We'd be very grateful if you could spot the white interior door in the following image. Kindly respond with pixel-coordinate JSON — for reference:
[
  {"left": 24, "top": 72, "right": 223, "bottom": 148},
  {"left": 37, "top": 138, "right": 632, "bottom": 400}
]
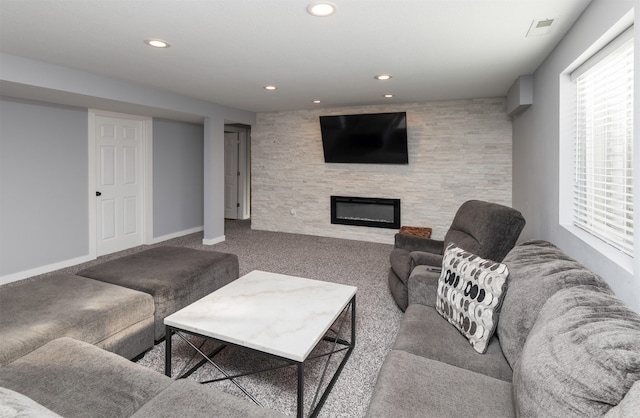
[
  {"left": 224, "top": 132, "right": 240, "bottom": 219},
  {"left": 95, "top": 115, "right": 144, "bottom": 256}
]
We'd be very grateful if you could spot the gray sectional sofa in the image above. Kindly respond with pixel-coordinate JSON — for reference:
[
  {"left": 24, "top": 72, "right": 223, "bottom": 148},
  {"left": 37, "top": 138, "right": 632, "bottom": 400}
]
[
  {"left": 3, "top": 239, "right": 639, "bottom": 417},
  {"left": 367, "top": 240, "right": 640, "bottom": 417},
  {"left": 0, "top": 337, "right": 284, "bottom": 418},
  {"left": 0, "top": 246, "right": 287, "bottom": 417},
  {"left": 0, "top": 246, "right": 238, "bottom": 366}
]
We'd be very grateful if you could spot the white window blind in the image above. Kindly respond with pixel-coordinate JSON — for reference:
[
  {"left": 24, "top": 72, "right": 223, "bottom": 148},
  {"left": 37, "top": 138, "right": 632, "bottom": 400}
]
[{"left": 572, "top": 29, "right": 634, "bottom": 256}]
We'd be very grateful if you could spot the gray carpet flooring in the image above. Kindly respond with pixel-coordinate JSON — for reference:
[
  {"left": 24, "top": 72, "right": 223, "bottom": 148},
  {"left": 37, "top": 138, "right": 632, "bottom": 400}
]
[{"left": 42, "top": 220, "right": 403, "bottom": 417}]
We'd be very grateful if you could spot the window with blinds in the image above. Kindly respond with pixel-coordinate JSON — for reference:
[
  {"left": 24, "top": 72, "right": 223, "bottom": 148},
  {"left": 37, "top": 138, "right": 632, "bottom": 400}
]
[{"left": 572, "top": 28, "right": 634, "bottom": 256}]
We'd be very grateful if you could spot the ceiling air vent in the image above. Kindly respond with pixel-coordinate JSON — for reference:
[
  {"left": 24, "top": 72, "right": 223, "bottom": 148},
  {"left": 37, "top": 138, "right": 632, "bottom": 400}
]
[{"left": 526, "top": 18, "right": 555, "bottom": 37}]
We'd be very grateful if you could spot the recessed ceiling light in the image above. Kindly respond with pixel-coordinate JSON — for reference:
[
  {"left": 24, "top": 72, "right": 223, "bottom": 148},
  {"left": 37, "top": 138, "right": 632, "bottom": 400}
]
[
  {"left": 307, "top": 2, "right": 336, "bottom": 17},
  {"left": 144, "top": 39, "right": 170, "bottom": 48},
  {"left": 375, "top": 74, "right": 392, "bottom": 80},
  {"left": 313, "top": 100, "right": 321, "bottom": 104},
  {"left": 264, "top": 85, "right": 278, "bottom": 91},
  {"left": 384, "top": 94, "right": 394, "bottom": 98}
]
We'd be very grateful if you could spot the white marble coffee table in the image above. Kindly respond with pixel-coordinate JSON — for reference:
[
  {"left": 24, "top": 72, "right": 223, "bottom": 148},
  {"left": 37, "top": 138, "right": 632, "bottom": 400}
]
[{"left": 164, "top": 270, "right": 357, "bottom": 418}]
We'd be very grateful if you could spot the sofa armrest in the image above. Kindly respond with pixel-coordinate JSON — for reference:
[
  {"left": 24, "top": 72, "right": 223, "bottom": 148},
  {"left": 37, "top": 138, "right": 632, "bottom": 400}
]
[
  {"left": 407, "top": 265, "right": 441, "bottom": 308},
  {"left": 394, "top": 233, "right": 444, "bottom": 254}
]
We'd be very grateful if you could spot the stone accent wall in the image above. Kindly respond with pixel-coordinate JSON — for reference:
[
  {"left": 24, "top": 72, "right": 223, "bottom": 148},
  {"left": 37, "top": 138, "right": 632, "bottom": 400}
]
[{"left": 251, "top": 98, "right": 512, "bottom": 243}]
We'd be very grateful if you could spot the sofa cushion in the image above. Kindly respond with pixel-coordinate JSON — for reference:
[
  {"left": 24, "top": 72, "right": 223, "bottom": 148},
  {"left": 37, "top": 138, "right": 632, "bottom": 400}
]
[
  {"left": 395, "top": 304, "right": 512, "bottom": 381},
  {"left": 132, "top": 380, "right": 286, "bottom": 418},
  {"left": 77, "top": 246, "right": 239, "bottom": 340},
  {"left": 0, "top": 338, "right": 171, "bottom": 418},
  {"left": 366, "top": 349, "right": 515, "bottom": 418},
  {"left": 435, "top": 244, "right": 509, "bottom": 354},
  {"left": 513, "top": 286, "right": 640, "bottom": 417},
  {"left": 0, "top": 274, "right": 154, "bottom": 366},
  {"left": 0, "top": 387, "right": 62, "bottom": 418},
  {"left": 497, "top": 240, "right": 613, "bottom": 368}
]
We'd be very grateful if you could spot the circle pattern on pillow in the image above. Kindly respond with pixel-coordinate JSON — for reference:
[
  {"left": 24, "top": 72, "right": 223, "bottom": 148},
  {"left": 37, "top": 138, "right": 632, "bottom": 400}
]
[{"left": 435, "top": 243, "right": 509, "bottom": 354}]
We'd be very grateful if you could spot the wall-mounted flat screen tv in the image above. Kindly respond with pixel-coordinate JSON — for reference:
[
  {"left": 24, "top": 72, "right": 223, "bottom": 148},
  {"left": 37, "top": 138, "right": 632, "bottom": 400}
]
[{"left": 319, "top": 112, "right": 408, "bottom": 164}]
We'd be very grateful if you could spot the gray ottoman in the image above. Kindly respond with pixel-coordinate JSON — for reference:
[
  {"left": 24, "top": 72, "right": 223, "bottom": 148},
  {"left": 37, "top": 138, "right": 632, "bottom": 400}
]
[{"left": 78, "top": 246, "right": 239, "bottom": 340}]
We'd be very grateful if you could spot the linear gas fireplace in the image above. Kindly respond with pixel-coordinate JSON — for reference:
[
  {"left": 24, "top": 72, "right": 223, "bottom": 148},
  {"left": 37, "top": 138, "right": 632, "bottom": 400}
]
[{"left": 331, "top": 196, "right": 401, "bottom": 229}]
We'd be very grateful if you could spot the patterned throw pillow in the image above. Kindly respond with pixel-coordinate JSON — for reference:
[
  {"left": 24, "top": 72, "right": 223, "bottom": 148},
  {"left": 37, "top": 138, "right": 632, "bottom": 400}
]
[{"left": 435, "top": 244, "right": 509, "bottom": 354}]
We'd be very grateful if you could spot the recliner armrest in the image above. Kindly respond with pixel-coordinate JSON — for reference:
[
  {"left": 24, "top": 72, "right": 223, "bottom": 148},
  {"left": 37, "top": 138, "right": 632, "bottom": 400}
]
[
  {"left": 409, "top": 251, "right": 443, "bottom": 270},
  {"left": 407, "top": 266, "right": 441, "bottom": 307},
  {"left": 393, "top": 233, "right": 444, "bottom": 254}
]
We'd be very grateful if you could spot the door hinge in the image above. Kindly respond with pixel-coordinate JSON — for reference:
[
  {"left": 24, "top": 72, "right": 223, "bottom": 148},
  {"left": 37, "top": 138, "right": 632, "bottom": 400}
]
[{"left": 237, "top": 203, "right": 240, "bottom": 208}]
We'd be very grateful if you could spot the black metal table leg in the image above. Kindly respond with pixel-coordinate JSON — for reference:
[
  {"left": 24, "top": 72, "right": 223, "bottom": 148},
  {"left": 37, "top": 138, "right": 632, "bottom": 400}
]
[
  {"left": 351, "top": 295, "right": 356, "bottom": 346},
  {"left": 165, "top": 325, "right": 172, "bottom": 377},
  {"left": 297, "top": 362, "right": 304, "bottom": 418},
  {"left": 309, "top": 295, "right": 356, "bottom": 418}
]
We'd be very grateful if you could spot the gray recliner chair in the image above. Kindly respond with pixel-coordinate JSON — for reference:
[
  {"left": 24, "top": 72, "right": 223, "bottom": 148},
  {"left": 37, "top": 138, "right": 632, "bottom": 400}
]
[{"left": 388, "top": 200, "right": 525, "bottom": 311}]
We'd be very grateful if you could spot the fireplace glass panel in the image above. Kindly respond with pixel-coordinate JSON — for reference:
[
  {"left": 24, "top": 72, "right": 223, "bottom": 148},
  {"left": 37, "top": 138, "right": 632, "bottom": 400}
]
[{"left": 335, "top": 202, "right": 395, "bottom": 225}]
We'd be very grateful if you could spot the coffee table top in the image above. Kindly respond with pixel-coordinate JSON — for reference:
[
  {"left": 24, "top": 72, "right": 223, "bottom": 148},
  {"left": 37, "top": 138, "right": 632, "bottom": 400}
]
[{"left": 164, "top": 270, "right": 357, "bottom": 362}]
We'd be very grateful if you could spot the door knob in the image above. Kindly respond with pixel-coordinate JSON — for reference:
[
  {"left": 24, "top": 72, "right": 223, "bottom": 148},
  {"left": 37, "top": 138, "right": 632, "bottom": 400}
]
[{"left": 96, "top": 191, "right": 102, "bottom": 196}]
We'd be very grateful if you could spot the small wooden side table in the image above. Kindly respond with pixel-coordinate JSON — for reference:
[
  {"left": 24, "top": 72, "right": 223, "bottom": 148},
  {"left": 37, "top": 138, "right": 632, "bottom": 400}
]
[{"left": 399, "top": 226, "right": 432, "bottom": 239}]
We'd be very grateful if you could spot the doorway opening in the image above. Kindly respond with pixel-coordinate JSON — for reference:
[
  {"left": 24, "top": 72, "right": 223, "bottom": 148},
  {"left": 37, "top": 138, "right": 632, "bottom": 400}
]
[{"left": 224, "top": 124, "right": 251, "bottom": 220}]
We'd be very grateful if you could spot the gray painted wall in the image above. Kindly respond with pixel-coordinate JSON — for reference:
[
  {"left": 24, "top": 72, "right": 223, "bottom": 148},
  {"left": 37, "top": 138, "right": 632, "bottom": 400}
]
[
  {"left": 0, "top": 98, "right": 212, "bottom": 284},
  {"left": 0, "top": 98, "right": 88, "bottom": 276},
  {"left": 511, "top": 0, "right": 639, "bottom": 312},
  {"left": 1, "top": 53, "right": 256, "bottom": 254},
  {"left": 153, "top": 119, "right": 204, "bottom": 238},
  {"left": 252, "top": 98, "right": 513, "bottom": 243}
]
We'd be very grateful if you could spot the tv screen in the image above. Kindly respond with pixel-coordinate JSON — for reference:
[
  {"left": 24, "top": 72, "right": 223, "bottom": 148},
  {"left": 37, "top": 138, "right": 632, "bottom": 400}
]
[{"left": 319, "top": 112, "right": 408, "bottom": 164}]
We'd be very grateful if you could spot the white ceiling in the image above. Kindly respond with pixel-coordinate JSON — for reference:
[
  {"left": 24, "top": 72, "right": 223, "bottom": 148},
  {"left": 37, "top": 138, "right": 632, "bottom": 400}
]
[{"left": 0, "top": 0, "right": 592, "bottom": 114}]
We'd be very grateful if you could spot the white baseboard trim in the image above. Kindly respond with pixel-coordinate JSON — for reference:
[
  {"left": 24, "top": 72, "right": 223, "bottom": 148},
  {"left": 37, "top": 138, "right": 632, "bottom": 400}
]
[
  {"left": 1, "top": 227, "right": 222, "bottom": 285},
  {"left": 202, "top": 235, "right": 225, "bottom": 245},
  {"left": 0, "top": 254, "right": 95, "bottom": 286},
  {"left": 151, "top": 226, "right": 204, "bottom": 244}
]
